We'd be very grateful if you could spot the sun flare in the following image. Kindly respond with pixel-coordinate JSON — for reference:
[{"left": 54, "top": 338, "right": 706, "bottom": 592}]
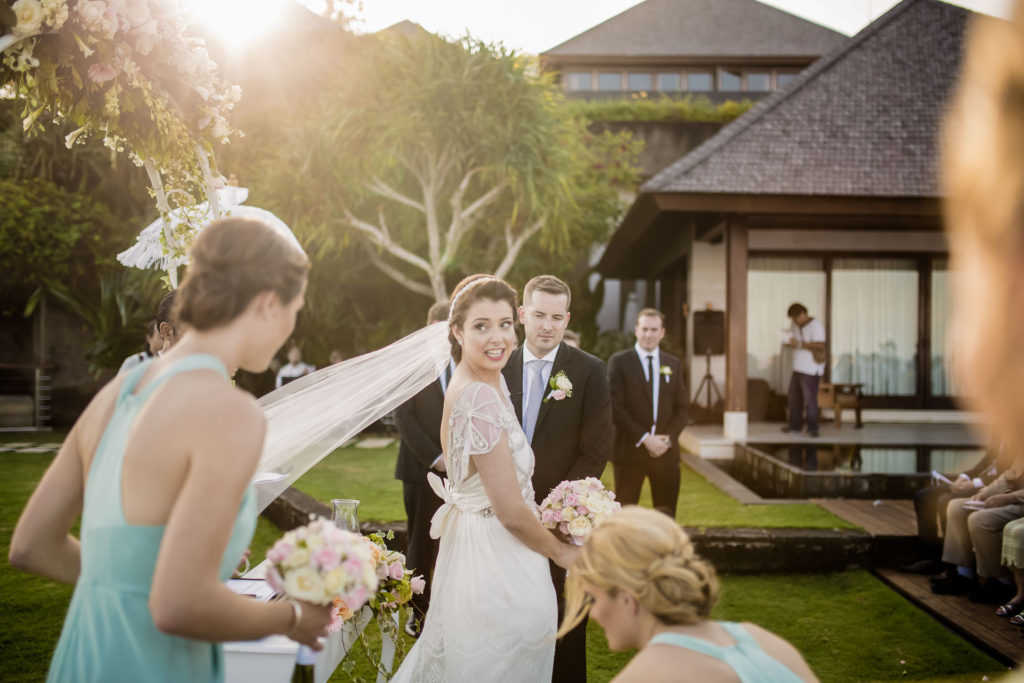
[{"left": 185, "top": 0, "right": 287, "bottom": 46}]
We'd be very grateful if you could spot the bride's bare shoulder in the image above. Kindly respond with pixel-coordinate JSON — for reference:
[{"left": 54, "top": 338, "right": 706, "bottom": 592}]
[{"left": 447, "top": 380, "right": 502, "bottom": 407}]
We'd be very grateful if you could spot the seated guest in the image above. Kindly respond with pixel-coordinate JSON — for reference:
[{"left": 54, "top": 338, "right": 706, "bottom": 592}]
[
  {"left": 931, "top": 462, "right": 1024, "bottom": 603},
  {"left": 275, "top": 346, "right": 315, "bottom": 388},
  {"left": 563, "top": 329, "right": 581, "bottom": 349},
  {"left": 906, "top": 439, "right": 1011, "bottom": 574},
  {"left": 118, "top": 319, "right": 162, "bottom": 375},
  {"left": 999, "top": 518, "right": 1024, "bottom": 620},
  {"left": 559, "top": 506, "right": 818, "bottom": 683}
]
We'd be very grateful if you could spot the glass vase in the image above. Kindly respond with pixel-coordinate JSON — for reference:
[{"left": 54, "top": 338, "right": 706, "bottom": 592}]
[{"left": 331, "top": 498, "right": 360, "bottom": 532}]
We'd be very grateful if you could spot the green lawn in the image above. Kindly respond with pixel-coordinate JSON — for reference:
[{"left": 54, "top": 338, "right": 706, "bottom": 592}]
[
  {"left": 0, "top": 437, "right": 1006, "bottom": 682},
  {"left": 289, "top": 441, "right": 854, "bottom": 529}
]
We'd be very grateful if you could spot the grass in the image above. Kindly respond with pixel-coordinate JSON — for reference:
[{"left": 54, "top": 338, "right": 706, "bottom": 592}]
[
  {"left": 289, "top": 441, "right": 854, "bottom": 529},
  {"left": 292, "top": 443, "right": 406, "bottom": 523},
  {"left": 0, "top": 436, "right": 1006, "bottom": 682}
]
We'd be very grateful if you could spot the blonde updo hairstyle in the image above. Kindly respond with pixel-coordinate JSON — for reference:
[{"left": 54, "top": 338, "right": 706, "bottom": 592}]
[
  {"left": 447, "top": 274, "right": 518, "bottom": 362},
  {"left": 557, "top": 506, "right": 719, "bottom": 638},
  {"left": 173, "top": 217, "right": 309, "bottom": 331}
]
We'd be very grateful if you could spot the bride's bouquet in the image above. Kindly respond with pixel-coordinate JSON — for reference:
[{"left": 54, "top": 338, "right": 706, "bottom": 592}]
[
  {"left": 540, "top": 477, "right": 621, "bottom": 545},
  {"left": 266, "top": 517, "right": 379, "bottom": 613}
]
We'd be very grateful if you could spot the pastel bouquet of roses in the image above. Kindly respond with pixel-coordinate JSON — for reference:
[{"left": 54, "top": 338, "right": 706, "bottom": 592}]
[
  {"left": 266, "top": 517, "right": 379, "bottom": 621},
  {"left": 539, "top": 477, "right": 621, "bottom": 545},
  {"left": 359, "top": 530, "right": 426, "bottom": 619}
]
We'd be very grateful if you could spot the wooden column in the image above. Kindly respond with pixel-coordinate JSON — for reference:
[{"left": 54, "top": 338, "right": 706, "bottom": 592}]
[{"left": 725, "top": 220, "right": 748, "bottom": 413}]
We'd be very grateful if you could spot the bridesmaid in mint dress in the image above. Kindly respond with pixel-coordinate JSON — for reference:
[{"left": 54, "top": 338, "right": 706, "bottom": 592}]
[
  {"left": 558, "top": 507, "right": 819, "bottom": 683},
  {"left": 9, "top": 218, "right": 332, "bottom": 682}
]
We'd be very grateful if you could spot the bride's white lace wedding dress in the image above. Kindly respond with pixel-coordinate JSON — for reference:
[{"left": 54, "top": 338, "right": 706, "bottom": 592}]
[{"left": 391, "top": 378, "right": 557, "bottom": 682}]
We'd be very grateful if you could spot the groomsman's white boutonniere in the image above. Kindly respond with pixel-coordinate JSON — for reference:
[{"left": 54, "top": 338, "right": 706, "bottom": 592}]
[
  {"left": 544, "top": 371, "right": 574, "bottom": 403},
  {"left": 660, "top": 365, "right": 672, "bottom": 383}
]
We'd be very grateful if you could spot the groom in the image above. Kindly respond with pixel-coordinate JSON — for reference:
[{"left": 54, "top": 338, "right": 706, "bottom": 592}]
[{"left": 503, "top": 275, "right": 612, "bottom": 683}]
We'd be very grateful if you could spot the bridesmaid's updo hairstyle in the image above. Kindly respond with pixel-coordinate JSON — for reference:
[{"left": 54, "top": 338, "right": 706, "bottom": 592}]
[
  {"left": 558, "top": 506, "right": 720, "bottom": 638},
  {"left": 447, "top": 274, "right": 518, "bottom": 362},
  {"left": 174, "top": 217, "right": 309, "bottom": 332}
]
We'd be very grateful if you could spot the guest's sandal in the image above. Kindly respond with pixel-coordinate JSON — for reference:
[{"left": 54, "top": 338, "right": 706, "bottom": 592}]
[
  {"left": 1009, "top": 612, "right": 1024, "bottom": 626},
  {"left": 997, "top": 601, "right": 1024, "bottom": 617}
]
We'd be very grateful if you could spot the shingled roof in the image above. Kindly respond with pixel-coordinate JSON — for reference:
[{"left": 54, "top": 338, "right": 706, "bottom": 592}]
[
  {"left": 541, "top": 0, "right": 846, "bottom": 59},
  {"left": 642, "top": 0, "right": 970, "bottom": 197}
]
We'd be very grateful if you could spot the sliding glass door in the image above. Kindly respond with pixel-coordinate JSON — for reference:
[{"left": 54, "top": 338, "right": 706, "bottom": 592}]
[
  {"left": 830, "top": 258, "right": 919, "bottom": 396},
  {"left": 747, "top": 254, "right": 956, "bottom": 408}
]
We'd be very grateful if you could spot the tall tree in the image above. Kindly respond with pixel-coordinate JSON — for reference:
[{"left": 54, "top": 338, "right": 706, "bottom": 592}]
[{"left": 259, "top": 32, "right": 637, "bottom": 301}]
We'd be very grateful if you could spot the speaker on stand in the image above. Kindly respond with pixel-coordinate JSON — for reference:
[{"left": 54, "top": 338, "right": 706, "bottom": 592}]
[{"left": 692, "top": 310, "right": 724, "bottom": 420}]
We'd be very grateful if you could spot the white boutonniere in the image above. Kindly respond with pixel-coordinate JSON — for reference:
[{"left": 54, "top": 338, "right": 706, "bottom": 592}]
[
  {"left": 660, "top": 365, "right": 672, "bottom": 383},
  {"left": 544, "top": 371, "right": 574, "bottom": 403}
]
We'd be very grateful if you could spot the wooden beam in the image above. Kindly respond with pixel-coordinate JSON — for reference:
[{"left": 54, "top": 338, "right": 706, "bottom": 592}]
[
  {"left": 726, "top": 220, "right": 748, "bottom": 412},
  {"left": 654, "top": 192, "right": 943, "bottom": 217}
]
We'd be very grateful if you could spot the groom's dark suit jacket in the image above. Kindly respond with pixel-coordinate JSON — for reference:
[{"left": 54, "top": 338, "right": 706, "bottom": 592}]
[
  {"left": 504, "top": 341, "right": 612, "bottom": 683},
  {"left": 608, "top": 348, "right": 688, "bottom": 465},
  {"left": 502, "top": 342, "right": 612, "bottom": 506},
  {"left": 394, "top": 378, "right": 444, "bottom": 483},
  {"left": 394, "top": 378, "right": 446, "bottom": 622}
]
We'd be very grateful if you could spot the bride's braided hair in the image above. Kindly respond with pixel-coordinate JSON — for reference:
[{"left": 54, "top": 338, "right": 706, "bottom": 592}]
[
  {"left": 447, "top": 274, "right": 518, "bottom": 362},
  {"left": 557, "top": 506, "right": 719, "bottom": 638}
]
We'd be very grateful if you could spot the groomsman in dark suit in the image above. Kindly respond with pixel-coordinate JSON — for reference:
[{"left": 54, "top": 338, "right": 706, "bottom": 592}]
[
  {"left": 502, "top": 275, "right": 612, "bottom": 683},
  {"left": 608, "top": 308, "right": 689, "bottom": 517},
  {"left": 394, "top": 301, "right": 454, "bottom": 638}
]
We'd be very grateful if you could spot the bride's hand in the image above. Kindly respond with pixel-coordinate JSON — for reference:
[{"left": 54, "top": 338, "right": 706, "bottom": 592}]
[{"left": 555, "top": 543, "right": 580, "bottom": 570}]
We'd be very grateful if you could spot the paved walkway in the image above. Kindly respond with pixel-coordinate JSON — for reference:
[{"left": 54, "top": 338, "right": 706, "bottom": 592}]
[{"left": 0, "top": 441, "right": 63, "bottom": 454}]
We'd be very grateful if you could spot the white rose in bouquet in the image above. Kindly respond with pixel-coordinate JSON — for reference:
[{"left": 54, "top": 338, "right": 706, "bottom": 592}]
[
  {"left": 567, "top": 515, "right": 593, "bottom": 538},
  {"left": 284, "top": 566, "right": 327, "bottom": 603},
  {"left": 12, "top": 0, "right": 44, "bottom": 35}
]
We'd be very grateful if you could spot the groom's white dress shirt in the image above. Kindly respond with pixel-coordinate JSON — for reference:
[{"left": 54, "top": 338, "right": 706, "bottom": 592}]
[{"left": 633, "top": 342, "right": 661, "bottom": 446}]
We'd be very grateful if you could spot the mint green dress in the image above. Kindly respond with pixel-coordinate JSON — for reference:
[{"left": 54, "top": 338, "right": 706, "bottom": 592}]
[
  {"left": 647, "top": 622, "right": 805, "bottom": 683},
  {"left": 47, "top": 354, "right": 257, "bottom": 683}
]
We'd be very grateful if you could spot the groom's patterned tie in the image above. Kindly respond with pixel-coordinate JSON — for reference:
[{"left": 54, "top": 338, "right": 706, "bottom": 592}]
[{"left": 523, "top": 359, "right": 546, "bottom": 444}]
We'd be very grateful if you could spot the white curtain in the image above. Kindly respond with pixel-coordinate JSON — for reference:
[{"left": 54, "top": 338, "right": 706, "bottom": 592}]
[
  {"left": 930, "top": 449, "right": 983, "bottom": 474},
  {"left": 831, "top": 258, "right": 918, "bottom": 395},
  {"left": 858, "top": 449, "right": 917, "bottom": 474},
  {"left": 930, "top": 260, "right": 962, "bottom": 397},
  {"left": 747, "top": 257, "right": 825, "bottom": 393}
]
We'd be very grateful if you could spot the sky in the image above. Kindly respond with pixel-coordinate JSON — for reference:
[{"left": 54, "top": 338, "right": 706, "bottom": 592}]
[{"left": 329, "top": 0, "right": 1015, "bottom": 54}]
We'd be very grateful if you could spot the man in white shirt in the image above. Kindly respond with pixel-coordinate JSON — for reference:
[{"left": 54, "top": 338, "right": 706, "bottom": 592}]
[{"left": 783, "top": 302, "right": 827, "bottom": 437}]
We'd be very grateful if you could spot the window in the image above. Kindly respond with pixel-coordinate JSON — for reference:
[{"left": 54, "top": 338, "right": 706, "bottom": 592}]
[
  {"left": 565, "top": 72, "right": 592, "bottom": 91},
  {"left": 627, "top": 73, "right": 652, "bottom": 91},
  {"left": 687, "top": 72, "right": 713, "bottom": 91},
  {"left": 657, "top": 73, "right": 680, "bottom": 91},
  {"left": 719, "top": 69, "right": 741, "bottom": 91},
  {"left": 598, "top": 72, "right": 622, "bottom": 91},
  {"left": 747, "top": 257, "right": 826, "bottom": 393},
  {"left": 777, "top": 73, "right": 798, "bottom": 88},
  {"left": 746, "top": 72, "right": 770, "bottom": 92},
  {"left": 831, "top": 258, "right": 919, "bottom": 396},
  {"left": 930, "top": 258, "right": 960, "bottom": 396}
]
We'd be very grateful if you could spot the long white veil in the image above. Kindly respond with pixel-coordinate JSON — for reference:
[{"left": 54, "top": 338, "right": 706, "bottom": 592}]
[{"left": 253, "top": 321, "right": 451, "bottom": 512}]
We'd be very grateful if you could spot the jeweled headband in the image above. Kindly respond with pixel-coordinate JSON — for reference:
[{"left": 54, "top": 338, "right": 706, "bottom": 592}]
[{"left": 447, "top": 277, "right": 499, "bottom": 322}]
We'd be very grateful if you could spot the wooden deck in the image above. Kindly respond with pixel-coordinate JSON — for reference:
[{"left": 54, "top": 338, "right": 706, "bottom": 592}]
[
  {"left": 811, "top": 498, "right": 917, "bottom": 537},
  {"left": 876, "top": 568, "right": 1024, "bottom": 667}
]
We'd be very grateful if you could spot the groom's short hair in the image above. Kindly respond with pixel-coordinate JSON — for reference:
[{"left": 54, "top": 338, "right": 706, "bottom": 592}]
[
  {"left": 523, "top": 275, "right": 571, "bottom": 310},
  {"left": 427, "top": 301, "right": 449, "bottom": 325}
]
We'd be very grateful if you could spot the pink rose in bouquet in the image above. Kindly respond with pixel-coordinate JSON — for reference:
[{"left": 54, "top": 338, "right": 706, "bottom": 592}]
[
  {"left": 266, "top": 517, "right": 378, "bottom": 612},
  {"left": 361, "top": 530, "right": 421, "bottom": 618},
  {"left": 539, "top": 477, "right": 621, "bottom": 545}
]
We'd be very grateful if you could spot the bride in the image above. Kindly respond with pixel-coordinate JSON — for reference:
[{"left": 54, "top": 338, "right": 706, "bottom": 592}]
[{"left": 392, "top": 275, "right": 578, "bottom": 682}]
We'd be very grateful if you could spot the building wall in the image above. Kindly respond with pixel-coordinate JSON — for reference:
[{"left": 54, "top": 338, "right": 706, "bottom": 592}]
[{"left": 686, "top": 240, "right": 727, "bottom": 404}]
